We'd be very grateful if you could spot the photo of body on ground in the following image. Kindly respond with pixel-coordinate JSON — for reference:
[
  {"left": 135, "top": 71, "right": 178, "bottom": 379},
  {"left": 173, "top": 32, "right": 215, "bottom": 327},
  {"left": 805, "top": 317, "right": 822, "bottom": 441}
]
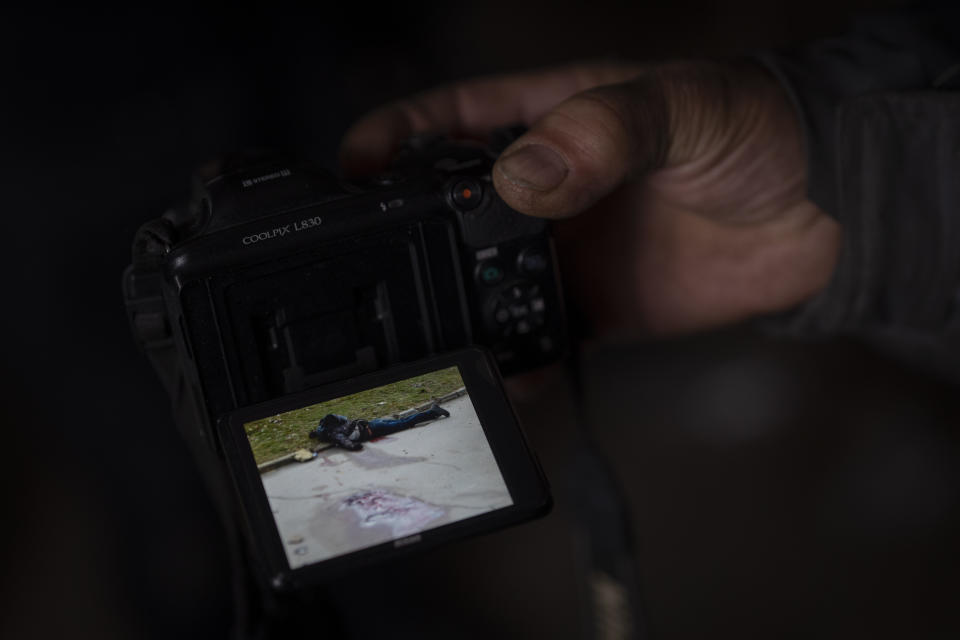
[{"left": 243, "top": 366, "right": 513, "bottom": 569}]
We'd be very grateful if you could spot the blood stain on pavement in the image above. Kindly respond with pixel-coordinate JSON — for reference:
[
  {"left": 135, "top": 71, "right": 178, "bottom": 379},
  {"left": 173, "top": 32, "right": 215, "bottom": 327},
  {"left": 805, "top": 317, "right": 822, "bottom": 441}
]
[{"left": 341, "top": 489, "right": 444, "bottom": 537}]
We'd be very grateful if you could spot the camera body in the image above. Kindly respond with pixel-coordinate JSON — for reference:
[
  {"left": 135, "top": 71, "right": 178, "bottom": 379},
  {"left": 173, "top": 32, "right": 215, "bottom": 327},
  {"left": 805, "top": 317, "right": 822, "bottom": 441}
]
[{"left": 123, "top": 131, "right": 565, "bottom": 449}]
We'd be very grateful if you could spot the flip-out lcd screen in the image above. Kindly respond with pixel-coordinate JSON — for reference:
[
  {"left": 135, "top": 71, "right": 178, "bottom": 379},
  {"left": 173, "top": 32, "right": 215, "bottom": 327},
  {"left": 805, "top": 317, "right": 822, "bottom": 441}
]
[{"left": 242, "top": 365, "right": 513, "bottom": 569}]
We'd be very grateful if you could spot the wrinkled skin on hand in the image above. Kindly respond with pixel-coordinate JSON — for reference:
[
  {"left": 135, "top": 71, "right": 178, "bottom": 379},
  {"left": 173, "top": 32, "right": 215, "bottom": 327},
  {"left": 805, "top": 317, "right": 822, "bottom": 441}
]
[{"left": 339, "top": 60, "right": 841, "bottom": 337}]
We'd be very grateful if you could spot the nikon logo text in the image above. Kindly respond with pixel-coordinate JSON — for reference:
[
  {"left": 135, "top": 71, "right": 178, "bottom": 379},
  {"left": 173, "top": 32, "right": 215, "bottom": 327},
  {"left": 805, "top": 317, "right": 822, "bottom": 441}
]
[
  {"left": 241, "top": 168, "right": 291, "bottom": 188},
  {"left": 242, "top": 215, "right": 323, "bottom": 245}
]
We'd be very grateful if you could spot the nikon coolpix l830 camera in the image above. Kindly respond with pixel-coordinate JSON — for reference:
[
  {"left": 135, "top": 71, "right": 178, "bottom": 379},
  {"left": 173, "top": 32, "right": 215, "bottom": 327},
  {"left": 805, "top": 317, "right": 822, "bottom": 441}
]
[{"left": 122, "top": 131, "right": 560, "bottom": 600}]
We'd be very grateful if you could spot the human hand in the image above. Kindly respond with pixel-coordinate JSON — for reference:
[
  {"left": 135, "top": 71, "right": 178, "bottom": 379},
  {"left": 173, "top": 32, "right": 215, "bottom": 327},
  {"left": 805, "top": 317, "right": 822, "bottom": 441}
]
[{"left": 339, "top": 60, "right": 841, "bottom": 336}]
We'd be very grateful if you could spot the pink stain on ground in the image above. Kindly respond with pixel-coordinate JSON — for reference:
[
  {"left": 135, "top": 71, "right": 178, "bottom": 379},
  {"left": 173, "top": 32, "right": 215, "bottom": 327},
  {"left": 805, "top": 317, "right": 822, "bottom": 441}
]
[{"left": 342, "top": 489, "right": 444, "bottom": 537}]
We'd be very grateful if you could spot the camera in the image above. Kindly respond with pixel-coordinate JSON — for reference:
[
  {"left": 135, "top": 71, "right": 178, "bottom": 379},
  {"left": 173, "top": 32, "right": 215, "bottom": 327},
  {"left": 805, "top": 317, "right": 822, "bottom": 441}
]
[
  {"left": 124, "top": 129, "right": 564, "bottom": 416},
  {"left": 122, "top": 130, "right": 558, "bottom": 599}
]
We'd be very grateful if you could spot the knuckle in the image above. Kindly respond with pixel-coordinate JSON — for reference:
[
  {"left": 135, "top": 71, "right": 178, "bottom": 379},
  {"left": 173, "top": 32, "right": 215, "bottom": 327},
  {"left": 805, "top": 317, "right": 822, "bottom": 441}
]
[
  {"left": 450, "top": 82, "right": 474, "bottom": 129},
  {"left": 394, "top": 97, "right": 434, "bottom": 131},
  {"left": 535, "top": 89, "right": 635, "bottom": 177},
  {"left": 573, "top": 89, "right": 636, "bottom": 147}
]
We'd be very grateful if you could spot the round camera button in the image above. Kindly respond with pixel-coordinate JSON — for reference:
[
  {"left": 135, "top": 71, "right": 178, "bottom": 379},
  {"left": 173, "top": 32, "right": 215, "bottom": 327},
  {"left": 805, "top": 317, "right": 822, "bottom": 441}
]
[
  {"left": 452, "top": 179, "right": 483, "bottom": 211},
  {"left": 475, "top": 260, "right": 505, "bottom": 286},
  {"left": 517, "top": 247, "right": 548, "bottom": 275}
]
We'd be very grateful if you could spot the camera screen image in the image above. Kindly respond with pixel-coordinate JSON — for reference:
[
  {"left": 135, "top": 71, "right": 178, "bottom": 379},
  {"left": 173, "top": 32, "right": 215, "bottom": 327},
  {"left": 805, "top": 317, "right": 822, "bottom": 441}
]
[{"left": 242, "top": 366, "right": 514, "bottom": 570}]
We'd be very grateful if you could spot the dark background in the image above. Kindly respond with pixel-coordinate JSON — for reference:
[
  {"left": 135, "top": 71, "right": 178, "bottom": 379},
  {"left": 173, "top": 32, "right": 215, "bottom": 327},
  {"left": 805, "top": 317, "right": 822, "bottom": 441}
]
[{"left": 4, "top": 2, "right": 958, "bottom": 639}]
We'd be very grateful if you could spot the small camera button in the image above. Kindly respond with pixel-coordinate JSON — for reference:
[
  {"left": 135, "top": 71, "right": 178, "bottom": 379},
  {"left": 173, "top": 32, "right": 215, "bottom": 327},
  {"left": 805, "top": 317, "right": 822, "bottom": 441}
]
[
  {"left": 494, "top": 307, "right": 511, "bottom": 324},
  {"left": 452, "top": 179, "right": 483, "bottom": 211},
  {"left": 517, "top": 247, "right": 549, "bottom": 275},
  {"left": 508, "top": 303, "right": 530, "bottom": 318},
  {"left": 476, "top": 260, "right": 505, "bottom": 286}
]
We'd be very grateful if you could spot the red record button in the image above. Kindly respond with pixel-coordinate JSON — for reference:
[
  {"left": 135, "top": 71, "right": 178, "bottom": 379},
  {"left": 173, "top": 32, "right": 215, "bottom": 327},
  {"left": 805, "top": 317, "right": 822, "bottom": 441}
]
[{"left": 452, "top": 179, "right": 483, "bottom": 211}]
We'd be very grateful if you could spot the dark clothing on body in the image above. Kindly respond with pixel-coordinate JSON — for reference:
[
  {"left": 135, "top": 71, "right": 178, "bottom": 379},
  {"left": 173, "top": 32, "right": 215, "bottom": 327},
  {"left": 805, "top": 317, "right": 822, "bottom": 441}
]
[{"left": 308, "top": 404, "right": 450, "bottom": 451}]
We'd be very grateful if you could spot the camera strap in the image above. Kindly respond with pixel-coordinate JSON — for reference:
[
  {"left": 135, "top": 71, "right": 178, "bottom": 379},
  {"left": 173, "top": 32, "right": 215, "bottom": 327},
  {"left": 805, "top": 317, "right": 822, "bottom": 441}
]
[
  {"left": 566, "top": 354, "right": 650, "bottom": 640},
  {"left": 127, "top": 227, "right": 262, "bottom": 637}
]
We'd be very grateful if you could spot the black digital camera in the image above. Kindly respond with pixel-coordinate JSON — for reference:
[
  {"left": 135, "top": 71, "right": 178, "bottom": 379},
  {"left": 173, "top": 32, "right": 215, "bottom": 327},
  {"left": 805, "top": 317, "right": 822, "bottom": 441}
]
[
  {"left": 122, "top": 131, "right": 559, "bottom": 603},
  {"left": 125, "top": 130, "right": 564, "bottom": 412}
]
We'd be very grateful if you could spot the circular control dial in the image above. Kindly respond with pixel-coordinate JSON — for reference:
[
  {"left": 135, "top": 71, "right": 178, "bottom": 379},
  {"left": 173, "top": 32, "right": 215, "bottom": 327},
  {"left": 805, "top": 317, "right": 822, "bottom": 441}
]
[{"left": 487, "top": 280, "right": 547, "bottom": 338}]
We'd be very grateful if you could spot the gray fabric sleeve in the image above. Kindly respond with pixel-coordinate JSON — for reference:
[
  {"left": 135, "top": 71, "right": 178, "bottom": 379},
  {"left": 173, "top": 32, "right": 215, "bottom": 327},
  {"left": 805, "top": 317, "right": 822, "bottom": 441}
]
[
  {"left": 752, "top": 6, "right": 960, "bottom": 379},
  {"left": 755, "top": 7, "right": 960, "bottom": 218}
]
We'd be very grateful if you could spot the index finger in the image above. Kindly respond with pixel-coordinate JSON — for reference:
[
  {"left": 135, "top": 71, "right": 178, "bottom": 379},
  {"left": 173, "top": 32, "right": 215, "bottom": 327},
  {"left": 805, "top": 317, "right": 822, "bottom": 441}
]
[{"left": 338, "top": 60, "right": 645, "bottom": 175}]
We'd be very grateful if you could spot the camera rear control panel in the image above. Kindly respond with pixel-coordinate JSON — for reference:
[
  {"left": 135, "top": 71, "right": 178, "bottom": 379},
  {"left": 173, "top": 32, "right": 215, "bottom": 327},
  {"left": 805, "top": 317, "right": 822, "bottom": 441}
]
[
  {"left": 488, "top": 281, "right": 547, "bottom": 338},
  {"left": 468, "top": 241, "right": 563, "bottom": 373}
]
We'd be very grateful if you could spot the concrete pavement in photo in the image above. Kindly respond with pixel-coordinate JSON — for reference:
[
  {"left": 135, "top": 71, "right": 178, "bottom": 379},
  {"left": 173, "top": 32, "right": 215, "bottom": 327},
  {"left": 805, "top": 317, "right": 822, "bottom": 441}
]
[{"left": 259, "top": 393, "right": 513, "bottom": 569}]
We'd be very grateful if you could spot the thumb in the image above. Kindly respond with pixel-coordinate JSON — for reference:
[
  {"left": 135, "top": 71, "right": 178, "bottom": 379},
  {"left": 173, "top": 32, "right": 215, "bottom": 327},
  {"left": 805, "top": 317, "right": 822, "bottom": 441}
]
[{"left": 492, "top": 74, "right": 671, "bottom": 219}]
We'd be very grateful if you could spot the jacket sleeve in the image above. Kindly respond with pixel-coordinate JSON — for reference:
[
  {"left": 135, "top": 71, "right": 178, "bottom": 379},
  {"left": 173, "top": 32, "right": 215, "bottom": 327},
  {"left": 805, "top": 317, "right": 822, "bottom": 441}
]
[
  {"left": 329, "top": 429, "right": 363, "bottom": 451},
  {"left": 754, "top": 3, "right": 960, "bottom": 380}
]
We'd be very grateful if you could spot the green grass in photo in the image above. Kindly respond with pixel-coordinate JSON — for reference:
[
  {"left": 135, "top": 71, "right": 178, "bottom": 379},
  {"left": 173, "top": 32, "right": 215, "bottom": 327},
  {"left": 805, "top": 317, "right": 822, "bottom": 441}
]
[{"left": 244, "top": 366, "right": 464, "bottom": 466}]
